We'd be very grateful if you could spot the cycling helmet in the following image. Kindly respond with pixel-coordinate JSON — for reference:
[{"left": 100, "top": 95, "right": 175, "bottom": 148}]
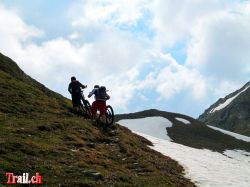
[{"left": 100, "top": 86, "right": 106, "bottom": 90}]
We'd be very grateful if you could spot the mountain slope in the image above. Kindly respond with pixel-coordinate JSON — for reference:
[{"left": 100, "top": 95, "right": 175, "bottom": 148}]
[
  {"left": 198, "top": 81, "right": 250, "bottom": 136},
  {"left": 116, "top": 109, "right": 250, "bottom": 153},
  {"left": 116, "top": 110, "right": 250, "bottom": 186},
  {"left": 0, "top": 53, "right": 195, "bottom": 186}
]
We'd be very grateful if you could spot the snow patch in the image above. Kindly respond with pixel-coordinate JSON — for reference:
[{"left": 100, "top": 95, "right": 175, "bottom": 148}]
[
  {"left": 118, "top": 116, "right": 172, "bottom": 140},
  {"left": 224, "top": 150, "right": 250, "bottom": 163},
  {"left": 208, "top": 125, "right": 250, "bottom": 143},
  {"left": 118, "top": 118, "right": 250, "bottom": 187},
  {"left": 138, "top": 132, "right": 250, "bottom": 187},
  {"left": 175, "top": 117, "right": 190, "bottom": 124},
  {"left": 210, "top": 85, "right": 250, "bottom": 113}
]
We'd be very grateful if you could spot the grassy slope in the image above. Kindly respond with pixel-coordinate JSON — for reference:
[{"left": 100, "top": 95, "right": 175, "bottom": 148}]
[
  {"left": 116, "top": 109, "right": 250, "bottom": 153},
  {"left": 0, "top": 53, "right": 195, "bottom": 186}
]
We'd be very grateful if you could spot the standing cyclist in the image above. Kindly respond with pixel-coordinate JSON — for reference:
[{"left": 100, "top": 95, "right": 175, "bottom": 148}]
[
  {"left": 68, "top": 76, "right": 87, "bottom": 114},
  {"left": 88, "top": 85, "right": 110, "bottom": 123}
]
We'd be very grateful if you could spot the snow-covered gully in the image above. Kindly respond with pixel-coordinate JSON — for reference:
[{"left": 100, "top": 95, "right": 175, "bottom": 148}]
[{"left": 209, "top": 85, "right": 250, "bottom": 113}]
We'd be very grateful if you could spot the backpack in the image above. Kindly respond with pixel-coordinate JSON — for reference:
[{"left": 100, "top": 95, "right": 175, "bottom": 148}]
[
  {"left": 96, "top": 86, "right": 106, "bottom": 100},
  {"left": 71, "top": 81, "right": 81, "bottom": 94}
]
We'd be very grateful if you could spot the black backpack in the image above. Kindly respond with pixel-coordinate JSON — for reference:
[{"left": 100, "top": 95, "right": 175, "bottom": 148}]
[{"left": 96, "top": 86, "right": 106, "bottom": 100}]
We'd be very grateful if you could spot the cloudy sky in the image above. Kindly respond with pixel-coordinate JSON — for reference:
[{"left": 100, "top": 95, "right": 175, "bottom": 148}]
[{"left": 1, "top": 0, "right": 250, "bottom": 117}]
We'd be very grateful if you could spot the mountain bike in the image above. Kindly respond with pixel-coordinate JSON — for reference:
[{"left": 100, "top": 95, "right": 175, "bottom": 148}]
[
  {"left": 104, "top": 105, "right": 114, "bottom": 126},
  {"left": 79, "top": 90, "right": 92, "bottom": 118},
  {"left": 93, "top": 104, "right": 114, "bottom": 127}
]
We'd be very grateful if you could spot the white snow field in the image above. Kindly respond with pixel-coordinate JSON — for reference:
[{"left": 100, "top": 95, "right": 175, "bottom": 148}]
[
  {"left": 118, "top": 117, "right": 250, "bottom": 187},
  {"left": 208, "top": 125, "right": 250, "bottom": 143},
  {"left": 209, "top": 85, "right": 250, "bottom": 113},
  {"left": 118, "top": 117, "right": 172, "bottom": 140},
  {"left": 175, "top": 117, "right": 190, "bottom": 125}
]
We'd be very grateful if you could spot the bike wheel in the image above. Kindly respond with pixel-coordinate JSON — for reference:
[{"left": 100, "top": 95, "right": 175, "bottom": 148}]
[
  {"left": 84, "top": 100, "right": 92, "bottom": 118},
  {"left": 105, "top": 105, "right": 114, "bottom": 126},
  {"left": 81, "top": 99, "right": 91, "bottom": 118},
  {"left": 79, "top": 104, "right": 85, "bottom": 116}
]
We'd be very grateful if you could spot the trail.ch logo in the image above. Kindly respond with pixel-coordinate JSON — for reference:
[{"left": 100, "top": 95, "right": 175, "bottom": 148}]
[{"left": 6, "top": 172, "right": 42, "bottom": 184}]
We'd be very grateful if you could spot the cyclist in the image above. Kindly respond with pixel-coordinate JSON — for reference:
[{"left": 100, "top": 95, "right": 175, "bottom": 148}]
[
  {"left": 88, "top": 85, "right": 110, "bottom": 123},
  {"left": 68, "top": 76, "right": 87, "bottom": 114}
]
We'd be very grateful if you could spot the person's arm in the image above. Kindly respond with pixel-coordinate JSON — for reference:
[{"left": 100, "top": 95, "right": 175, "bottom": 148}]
[
  {"left": 68, "top": 84, "right": 72, "bottom": 94},
  {"left": 79, "top": 82, "right": 87, "bottom": 89},
  {"left": 106, "top": 93, "right": 110, "bottom": 100},
  {"left": 88, "top": 89, "right": 95, "bottom": 98}
]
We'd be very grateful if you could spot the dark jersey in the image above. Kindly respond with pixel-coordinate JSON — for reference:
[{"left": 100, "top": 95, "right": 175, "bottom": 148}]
[
  {"left": 68, "top": 80, "right": 85, "bottom": 95},
  {"left": 68, "top": 80, "right": 86, "bottom": 107}
]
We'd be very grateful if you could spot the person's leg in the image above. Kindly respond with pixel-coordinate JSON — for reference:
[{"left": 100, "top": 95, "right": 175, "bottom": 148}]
[
  {"left": 91, "top": 101, "right": 98, "bottom": 119},
  {"left": 99, "top": 102, "right": 107, "bottom": 123},
  {"left": 72, "top": 94, "right": 79, "bottom": 114},
  {"left": 76, "top": 94, "right": 83, "bottom": 115}
]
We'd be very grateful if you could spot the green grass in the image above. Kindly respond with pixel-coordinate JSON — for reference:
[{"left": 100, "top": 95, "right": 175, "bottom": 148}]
[{"left": 0, "top": 52, "right": 195, "bottom": 186}]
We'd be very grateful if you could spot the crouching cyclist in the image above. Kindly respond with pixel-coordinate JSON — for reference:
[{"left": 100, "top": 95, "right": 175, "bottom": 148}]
[{"left": 88, "top": 85, "right": 110, "bottom": 123}]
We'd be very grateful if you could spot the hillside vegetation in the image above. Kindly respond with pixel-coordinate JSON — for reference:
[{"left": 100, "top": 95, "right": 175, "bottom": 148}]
[{"left": 0, "top": 53, "right": 195, "bottom": 186}]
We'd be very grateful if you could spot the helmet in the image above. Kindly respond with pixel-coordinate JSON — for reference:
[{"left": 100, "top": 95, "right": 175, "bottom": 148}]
[
  {"left": 71, "top": 76, "right": 76, "bottom": 81},
  {"left": 94, "top": 85, "right": 99, "bottom": 88},
  {"left": 100, "top": 86, "right": 106, "bottom": 91}
]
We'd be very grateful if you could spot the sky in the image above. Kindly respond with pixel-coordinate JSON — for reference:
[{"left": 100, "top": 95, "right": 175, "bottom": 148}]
[{"left": 0, "top": 0, "right": 250, "bottom": 117}]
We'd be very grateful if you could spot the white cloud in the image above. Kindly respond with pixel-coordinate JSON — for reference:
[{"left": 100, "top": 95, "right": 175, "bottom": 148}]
[
  {"left": 141, "top": 53, "right": 207, "bottom": 101},
  {"left": 69, "top": 0, "right": 148, "bottom": 28},
  {"left": 16, "top": 32, "right": 146, "bottom": 111},
  {"left": 79, "top": 30, "right": 146, "bottom": 78},
  {"left": 149, "top": 0, "right": 250, "bottom": 101},
  {"left": 98, "top": 75, "right": 139, "bottom": 112},
  {"left": 151, "top": 0, "right": 224, "bottom": 47},
  {"left": 212, "top": 80, "right": 240, "bottom": 99},
  {"left": 186, "top": 1, "right": 250, "bottom": 82},
  {"left": 1, "top": 1, "right": 250, "bottom": 116},
  {"left": 69, "top": 32, "right": 80, "bottom": 40},
  {"left": 0, "top": 5, "right": 43, "bottom": 57},
  {"left": 0, "top": 3, "right": 148, "bottom": 113}
]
